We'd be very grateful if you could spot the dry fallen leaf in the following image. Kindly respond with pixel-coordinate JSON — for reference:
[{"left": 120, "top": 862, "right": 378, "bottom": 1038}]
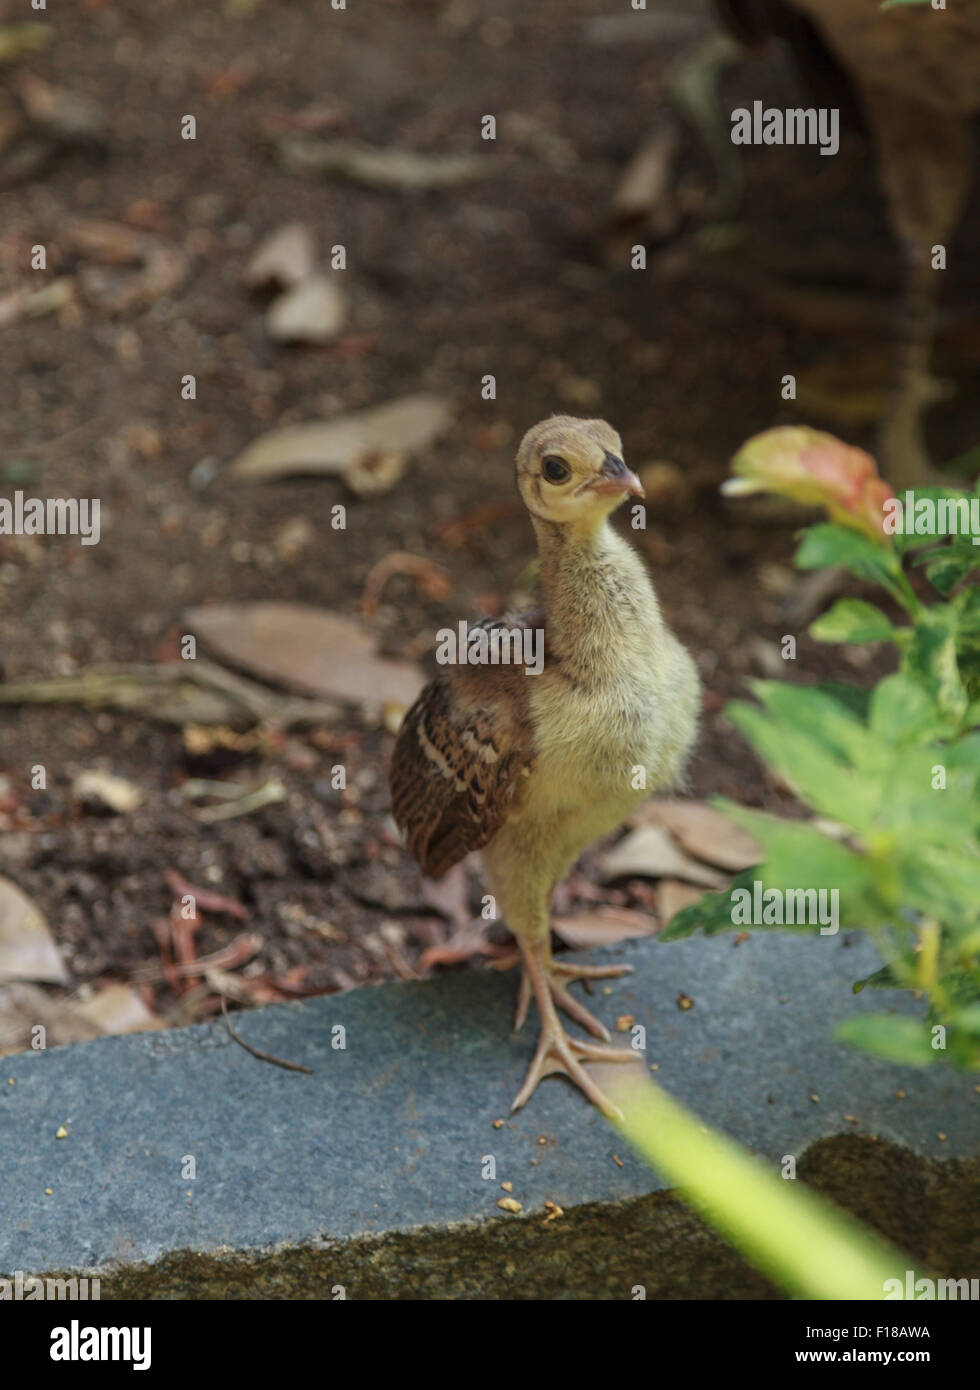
[
  {"left": 419, "top": 860, "right": 474, "bottom": 934},
  {"left": 418, "top": 924, "right": 504, "bottom": 972},
  {"left": 273, "top": 514, "right": 317, "bottom": 561},
  {"left": 656, "top": 879, "right": 707, "bottom": 927},
  {"left": 17, "top": 72, "right": 106, "bottom": 143},
  {"left": 598, "top": 824, "right": 726, "bottom": 888},
  {"left": 551, "top": 906, "right": 657, "bottom": 949},
  {"left": 0, "top": 277, "right": 75, "bottom": 328},
  {"left": 0, "top": 981, "right": 161, "bottom": 1056},
  {"left": 186, "top": 601, "right": 426, "bottom": 709},
  {"left": 244, "top": 222, "right": 316, "bottom": 289},
  {"left": 227, "top": 393, "right": 453, "bottom": 492},
  {"left": 611, "top": 128, "right": 679, "bottom": 235},
  {"left": 70, "top": 983, "right": 163, "bottom": 1035},
  {"left": 73, "top": 769, "right": 144, "bottom": 814},
  {"left": 629, "top": 799, "right": 761, "bottom": 872},
  {"left": 265, "top": 271, "right": 346, "bottom": 343},
  {"left": 0, "top": 876, "right": 68, "bottom": 985}
]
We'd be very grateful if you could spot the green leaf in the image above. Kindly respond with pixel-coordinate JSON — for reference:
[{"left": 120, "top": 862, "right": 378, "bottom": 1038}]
[
  {"left": 795, "top": 524, "right": 894, "bottom": 586},
  {"left": 950, "top": 1005, "right": 980, "bottom": 1038},
  {"left": 726, "top": 699, "right": 878, "bottom": 828},
  {"left": 903, "top": 606, "right": 968, "bottom": 723},
  {"left": 834, "top": 1014, "right": 934, "bottom": 1066},
  {"left": 889, "top": 485, "right": 977, "bottom": 557},
  {"left": 923, "top": 550, "right": 975, "bottom": 596},
  {"left": 898, "top": 847, "right": 980, "bottom": 931},
  {"left": 852, "top": 957, "right": 916, "bottom": 994},
  {"left": 746, "top": 681, "right": 869, "bottom": 761},
  {"left": 659, "top": 868, "right": 759, "bottom": 942},
  {"left": 869, "top": 673, "right": 945, "bottom": 744},
  {"left": 718, "top": 802, "right": 879, "bottom": 917},
  {"left": 957, "top": 589, "right": 980, "bottom": 700},
  {"left": 874, "top": 754, "right": 980, "bottom": 846},
  {"left": 811, "top": 598, "right": 897, "bottom": 645},
  {"left": 939, "top": 967, "right": 980, "bottom": 1011},
  {"left": 809, "top": 681, "right": 872, "bottom": 721}
]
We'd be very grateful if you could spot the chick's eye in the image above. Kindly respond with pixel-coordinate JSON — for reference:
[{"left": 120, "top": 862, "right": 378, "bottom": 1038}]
[{"left": 542, "top": 455, "right": 570, "bottom": 484}]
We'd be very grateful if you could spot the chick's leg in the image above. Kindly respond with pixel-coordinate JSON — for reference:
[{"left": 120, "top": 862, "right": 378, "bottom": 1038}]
[
  {"left": 511, "top": 935, "right": 642, "bottom": 1119},
  {"left": 484, "top": 840, "right": 641, "bottom": 1117},
  {"left": 492, "top": 870, "right": 633, "bottom": 1039},
  {"left": 513, "top": 951, "right": 632, "bottom": 1043}
]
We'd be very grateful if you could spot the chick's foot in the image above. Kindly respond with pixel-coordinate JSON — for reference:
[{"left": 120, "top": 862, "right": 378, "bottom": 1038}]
[{"left": 511, "top": 939, "right": 641, "bottom": 1118}]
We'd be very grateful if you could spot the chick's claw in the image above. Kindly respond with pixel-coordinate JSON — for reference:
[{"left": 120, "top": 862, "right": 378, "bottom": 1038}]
[{"left": 511, "top": 1018, "right": 641, "bottom": 1119}]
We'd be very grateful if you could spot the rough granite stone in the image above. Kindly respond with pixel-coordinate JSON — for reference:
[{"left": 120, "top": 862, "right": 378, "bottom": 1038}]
[{"left": 1, "top": 932, "right": 976, "bottom": 1298}]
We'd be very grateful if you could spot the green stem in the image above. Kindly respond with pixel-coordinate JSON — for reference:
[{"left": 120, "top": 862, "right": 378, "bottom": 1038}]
[{"left": 606, "top": 1071, "right": 917, "bottom": 1301}]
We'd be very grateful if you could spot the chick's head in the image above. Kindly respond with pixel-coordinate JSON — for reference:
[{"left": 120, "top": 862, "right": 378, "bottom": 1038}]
[{"left": 515, "top": 416, "right": 644, "bottom": 527}]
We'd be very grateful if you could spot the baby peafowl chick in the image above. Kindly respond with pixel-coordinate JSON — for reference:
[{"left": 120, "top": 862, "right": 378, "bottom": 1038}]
[{"left": 390, "top": 417, "right": 700, "bottom": 1116}]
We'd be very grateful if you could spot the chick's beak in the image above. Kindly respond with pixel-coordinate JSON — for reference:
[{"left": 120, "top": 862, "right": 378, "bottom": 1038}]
[{"left": 588, "top": 451, "right": 645, "bottom": 499}]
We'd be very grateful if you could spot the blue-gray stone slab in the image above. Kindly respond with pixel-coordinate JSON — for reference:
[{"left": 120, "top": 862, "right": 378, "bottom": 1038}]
[{"left": 1, "top": 932, "right": 976, "bottom": 1297}]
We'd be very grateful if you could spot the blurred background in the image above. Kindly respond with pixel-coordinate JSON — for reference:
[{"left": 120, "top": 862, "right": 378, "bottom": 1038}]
[{"left": 1, "top": 0, "right": 977, "bottom": 1040}]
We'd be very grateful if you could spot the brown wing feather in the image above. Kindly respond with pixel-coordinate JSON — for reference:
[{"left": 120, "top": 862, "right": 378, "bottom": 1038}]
[{"left": 389, "top": 621, "right": 537, "bottom": 879}]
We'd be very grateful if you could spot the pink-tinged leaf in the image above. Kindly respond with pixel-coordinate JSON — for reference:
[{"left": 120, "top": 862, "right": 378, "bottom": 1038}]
[{"left": 723, "top": 427, "right": 895, "bottom": 543}]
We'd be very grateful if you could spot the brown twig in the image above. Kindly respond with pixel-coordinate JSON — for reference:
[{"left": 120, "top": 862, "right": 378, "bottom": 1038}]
[
  {"left": 360, "top": 550, "right": 452, "bottom": 620},
  {"left": 220, "top": 998, "right": 313, "bottom": 1075}
]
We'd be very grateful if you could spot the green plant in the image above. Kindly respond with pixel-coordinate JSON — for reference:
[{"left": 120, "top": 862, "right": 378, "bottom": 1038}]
[
  {"left": 606, "top": 1069, "right": 919, "bottom": 1300},
  {"left": 665, "top": 428, "right": 980, "bottom": 1070}
]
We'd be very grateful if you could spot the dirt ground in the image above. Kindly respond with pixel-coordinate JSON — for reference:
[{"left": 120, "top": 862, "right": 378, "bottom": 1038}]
[{"left": 1, "top": 0, "right": 978, "bottom": 1025}]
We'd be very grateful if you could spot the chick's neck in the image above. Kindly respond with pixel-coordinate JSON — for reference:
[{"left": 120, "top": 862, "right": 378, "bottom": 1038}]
[{"left": 531, "top": 512, "right": 663, "bottom": 678}]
